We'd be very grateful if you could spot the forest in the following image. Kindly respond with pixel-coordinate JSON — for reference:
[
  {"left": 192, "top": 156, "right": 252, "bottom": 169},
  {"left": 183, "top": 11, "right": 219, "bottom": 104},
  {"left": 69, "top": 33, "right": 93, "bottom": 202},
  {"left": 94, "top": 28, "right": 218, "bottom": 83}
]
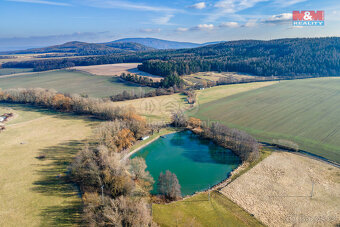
[{"left": 2, "top": 37, "right": 340, "bottom": 78}]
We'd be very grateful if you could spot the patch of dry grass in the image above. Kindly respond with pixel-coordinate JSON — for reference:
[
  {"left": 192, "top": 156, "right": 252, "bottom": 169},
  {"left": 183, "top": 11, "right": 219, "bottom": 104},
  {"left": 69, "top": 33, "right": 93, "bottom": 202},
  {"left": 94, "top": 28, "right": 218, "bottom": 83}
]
[
  {"left": 183, "top": 72, "right": 269, "bottom": 86},
  {"left": 221, "top": 152, "right": 340, "bottom": 226}
]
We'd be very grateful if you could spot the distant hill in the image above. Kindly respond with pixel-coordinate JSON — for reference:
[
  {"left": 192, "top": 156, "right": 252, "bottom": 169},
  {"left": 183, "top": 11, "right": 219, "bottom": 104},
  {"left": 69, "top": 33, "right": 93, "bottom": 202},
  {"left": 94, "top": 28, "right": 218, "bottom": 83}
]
[
  {"left": 110, "top": 38, "right": 203, "bottom": 49},
  {"left": 0, "top": 38, "right": 224, "bottom": 55},
  {"left": 0, "top": 41, "right": 154, "bottom": 55},
  {"left": 5, "top": 37, "right": 338, "bottom": 79}
]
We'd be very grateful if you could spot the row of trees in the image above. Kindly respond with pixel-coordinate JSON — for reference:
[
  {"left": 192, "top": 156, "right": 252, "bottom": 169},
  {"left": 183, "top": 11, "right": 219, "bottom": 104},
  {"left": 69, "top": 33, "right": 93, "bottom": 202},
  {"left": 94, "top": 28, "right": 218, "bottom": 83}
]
[
  {"left": 171, "top": 111, "right": 260, "bottom": 162},
  {"left": 109, "top": 86, "right": 183, "bottom": 102},
  {"left": 120, "top": 73, "right": 160, "bottom": 88},
  {"left": 0, "top": 88, "right": 146, "bottom": 122},
  {"left": 201, "top": 123, "right": 260, "bottom": 162},
  {"left": 184, "top": 90, "right": 197, "bottom": 104}
]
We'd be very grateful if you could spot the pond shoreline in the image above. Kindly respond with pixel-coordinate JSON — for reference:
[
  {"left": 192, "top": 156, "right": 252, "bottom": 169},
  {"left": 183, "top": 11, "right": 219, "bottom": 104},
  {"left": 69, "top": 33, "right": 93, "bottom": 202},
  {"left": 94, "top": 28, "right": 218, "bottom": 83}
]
[
  {"left": 121, "top": 129, "right": 180, "bottom": 162},
  {"left": 129, "top": 130, "right": 241, "bottom": 197}
]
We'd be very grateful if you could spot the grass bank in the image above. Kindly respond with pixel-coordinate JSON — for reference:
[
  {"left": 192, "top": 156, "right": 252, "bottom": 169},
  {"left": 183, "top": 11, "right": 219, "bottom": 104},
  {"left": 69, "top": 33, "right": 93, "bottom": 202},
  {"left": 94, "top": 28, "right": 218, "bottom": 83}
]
[{"left": 153, "top": 191, "right": 264, "bottom": 227}]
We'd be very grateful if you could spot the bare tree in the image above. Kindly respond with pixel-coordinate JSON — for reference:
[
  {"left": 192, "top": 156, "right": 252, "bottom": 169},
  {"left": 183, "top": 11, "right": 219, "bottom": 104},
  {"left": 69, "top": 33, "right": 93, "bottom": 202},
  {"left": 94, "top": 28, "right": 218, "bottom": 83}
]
[
  {"left": 157, "top": 170, "right": 181, "bottom": 201},
  {"left": 171, "top": 110, "right": 188, "bottom": 128}
]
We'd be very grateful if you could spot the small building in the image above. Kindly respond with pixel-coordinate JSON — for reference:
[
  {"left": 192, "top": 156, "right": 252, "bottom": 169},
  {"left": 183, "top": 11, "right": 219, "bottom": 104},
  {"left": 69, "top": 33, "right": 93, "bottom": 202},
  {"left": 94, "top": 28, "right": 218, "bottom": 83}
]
[{"left": 140, "top": 136, "right": 150, "bottom": 141}]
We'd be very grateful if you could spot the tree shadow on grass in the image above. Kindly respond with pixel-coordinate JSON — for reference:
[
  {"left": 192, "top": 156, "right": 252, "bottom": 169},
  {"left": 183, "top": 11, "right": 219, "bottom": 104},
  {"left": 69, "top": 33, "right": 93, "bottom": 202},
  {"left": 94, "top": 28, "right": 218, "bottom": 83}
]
[
  {"left": 32, "top": 140, "right": 87, "bottom": 226},
  {"left": 39, "top": 201, "right": 82, "bottom": 226}
]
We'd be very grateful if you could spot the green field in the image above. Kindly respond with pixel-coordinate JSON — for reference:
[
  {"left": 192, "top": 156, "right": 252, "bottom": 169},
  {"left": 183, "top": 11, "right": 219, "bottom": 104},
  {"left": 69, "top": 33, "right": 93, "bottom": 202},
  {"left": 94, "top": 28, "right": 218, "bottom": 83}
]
[
  {"left": 192, "top": 77, "right": 340, "bottom": 163},
  {"left": 0, "top": 103, "right": 95, "bottom": 226},
  {"left": 0, "top": 70, "right": 154, "bottom": 97},
  {"left": 153, "top": 191, "right": 264, "bottom": 227},
  {"left": 0, "top": 68, "right": 33, "bottom": 76}
]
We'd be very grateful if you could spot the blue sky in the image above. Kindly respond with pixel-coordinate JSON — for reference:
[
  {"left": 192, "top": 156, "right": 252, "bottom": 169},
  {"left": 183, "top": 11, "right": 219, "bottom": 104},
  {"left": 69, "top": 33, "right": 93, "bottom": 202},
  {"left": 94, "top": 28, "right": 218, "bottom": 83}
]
[{"left": 0, "top": 0, "right": 340, "bottom": 50}]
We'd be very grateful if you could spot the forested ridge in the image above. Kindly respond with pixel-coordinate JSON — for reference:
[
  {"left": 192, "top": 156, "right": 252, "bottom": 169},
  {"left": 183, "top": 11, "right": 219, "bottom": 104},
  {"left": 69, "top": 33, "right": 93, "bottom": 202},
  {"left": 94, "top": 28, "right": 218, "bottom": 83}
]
[
  {"left": 2, "top": 37, "right": 340, "bottom": 78},
  {"left": 0, "top": 41, "right": 154, "bottom": 56}
]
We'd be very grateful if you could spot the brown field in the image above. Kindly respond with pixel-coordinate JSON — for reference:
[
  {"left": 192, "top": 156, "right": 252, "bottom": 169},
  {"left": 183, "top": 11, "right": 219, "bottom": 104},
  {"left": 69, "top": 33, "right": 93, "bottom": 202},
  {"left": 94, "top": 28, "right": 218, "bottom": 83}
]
[
  {"left": 221, "top": 152, "right": 340, "bottom": 227},
  {"left": 183, "top": 71, "right": 269, "bottom": 86},
  {"left": 0, "top": 54, "right": 44, "bottom": 64},
  {"left": 72, "top": 63, "right": 163, "bottom": 82},
  {"left": 109, "top": 93, "right": 189, "bottom": 122}
]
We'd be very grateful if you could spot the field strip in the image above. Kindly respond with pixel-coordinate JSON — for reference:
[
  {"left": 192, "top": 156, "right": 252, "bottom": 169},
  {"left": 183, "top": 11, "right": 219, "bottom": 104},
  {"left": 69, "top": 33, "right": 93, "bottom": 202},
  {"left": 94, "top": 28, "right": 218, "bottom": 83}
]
[{"left": 0, "top": 69, "right": 59, "bottom": 79}]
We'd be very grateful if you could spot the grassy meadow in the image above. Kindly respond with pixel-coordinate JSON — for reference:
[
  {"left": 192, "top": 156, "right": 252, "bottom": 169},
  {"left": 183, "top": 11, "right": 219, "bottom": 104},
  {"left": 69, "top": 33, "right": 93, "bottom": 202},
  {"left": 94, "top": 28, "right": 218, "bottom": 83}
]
[
  {"left": 0, "top": 68, "right": 33, "bottom": 76},
  {"left": 153, "top": 191, "right": 264, "bottom": 227},
  {"left": 0, "top": 103, "right": 96, "bottom": 226},
  {"left": 192, "top": 77, "right": 340, "bottom": 163},
  {"left": 0, "top": 70, "right": 154, "bottom": 97}
]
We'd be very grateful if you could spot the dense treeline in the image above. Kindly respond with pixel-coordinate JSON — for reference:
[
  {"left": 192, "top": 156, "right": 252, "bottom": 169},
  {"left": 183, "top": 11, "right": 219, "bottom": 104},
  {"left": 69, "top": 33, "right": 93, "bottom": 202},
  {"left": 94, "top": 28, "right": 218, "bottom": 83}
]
[
  {"left": 136, "top": 37, "right": 340, "bottom": 78},
  {"left": 3, "top": 37, "right": 339, "bottom": 78}
]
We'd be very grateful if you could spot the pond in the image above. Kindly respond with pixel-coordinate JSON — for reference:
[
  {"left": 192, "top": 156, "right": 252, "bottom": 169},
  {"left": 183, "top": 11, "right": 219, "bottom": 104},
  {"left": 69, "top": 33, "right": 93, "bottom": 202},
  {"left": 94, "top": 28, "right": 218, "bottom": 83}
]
[{"left": 131, "top": 130, "right": 241, "bottom": 196}]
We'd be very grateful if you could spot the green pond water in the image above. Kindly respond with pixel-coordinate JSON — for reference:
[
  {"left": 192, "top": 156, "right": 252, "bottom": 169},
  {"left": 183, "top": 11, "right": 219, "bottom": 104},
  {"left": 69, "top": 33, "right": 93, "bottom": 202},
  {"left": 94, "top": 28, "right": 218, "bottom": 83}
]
[{"left": 131, "top": 130, "right": 241, "bottom": 196}]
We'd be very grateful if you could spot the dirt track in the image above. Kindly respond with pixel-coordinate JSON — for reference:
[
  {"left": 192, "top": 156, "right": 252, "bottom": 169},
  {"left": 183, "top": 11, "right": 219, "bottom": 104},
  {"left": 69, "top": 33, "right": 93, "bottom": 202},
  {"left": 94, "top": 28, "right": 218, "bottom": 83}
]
[{"left": 221, "top": 152, "right": 340, "bottom": 227}]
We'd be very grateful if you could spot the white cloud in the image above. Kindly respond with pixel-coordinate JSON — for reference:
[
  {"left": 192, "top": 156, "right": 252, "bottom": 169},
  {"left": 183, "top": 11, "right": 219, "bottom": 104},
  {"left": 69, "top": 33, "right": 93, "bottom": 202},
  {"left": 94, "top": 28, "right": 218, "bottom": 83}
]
[
  {"left": 189, "top": 2, "right": 206, "bottom": 9},
  {"left": 206, "top": 0, "right": 267, "bottom": 21},
  {"left": 262, "top": 13, "right": 292, "bottom": 24},
  {"left": 6, "top": 0, "right": 70, "bottom": 6},
  {"left": 192, "top": 24, "right": 215, "bottom": 30},
  {"left": 244, "top": 19, "right": 257, "bottom": 27},
  {"left": 84, "top": 0, "right": 180, "bottom": 12},
  {"left": 152, "top": 15, "right": 174, "bottom": 25},
  {"left": 176, "top": 27, "right": 189, "bottom": 32},
  {"left": 220, "top": 21, "right": 239, "bottom": 28},
  {"left": 139, "top": 28, "right": 161, "bottom": 33},
  {"left": 274, "top": 0, "right": 307, "bottom": 7},
  {"left": 214, "top": 0, "right": 267, "bottom": 13}
]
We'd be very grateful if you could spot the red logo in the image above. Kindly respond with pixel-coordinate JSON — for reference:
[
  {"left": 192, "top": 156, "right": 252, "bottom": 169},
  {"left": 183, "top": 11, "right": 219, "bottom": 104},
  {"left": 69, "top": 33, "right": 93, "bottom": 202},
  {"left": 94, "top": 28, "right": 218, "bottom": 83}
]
[
  {"left": 293, "top": 11, "right": 324, "bottom": 21},
  {"left": 292, "top": 11, "right": 324, "bottom": 26}
]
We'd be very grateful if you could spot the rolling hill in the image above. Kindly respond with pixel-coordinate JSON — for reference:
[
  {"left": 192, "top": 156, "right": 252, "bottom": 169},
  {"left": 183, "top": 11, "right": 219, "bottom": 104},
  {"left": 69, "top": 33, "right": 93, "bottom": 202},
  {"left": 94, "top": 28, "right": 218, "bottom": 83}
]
[
  {"left": 0, "top": 38, "right": 223, "bottom": 55},
  {"left": 0, "top": 41, "right": 154, "bottom": 55},
  {"left": 110, "top": 38, "right": 224, "bottom": 49},
  {"left": 111, "top": 38, "right": 202, "bottom": 49}
]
